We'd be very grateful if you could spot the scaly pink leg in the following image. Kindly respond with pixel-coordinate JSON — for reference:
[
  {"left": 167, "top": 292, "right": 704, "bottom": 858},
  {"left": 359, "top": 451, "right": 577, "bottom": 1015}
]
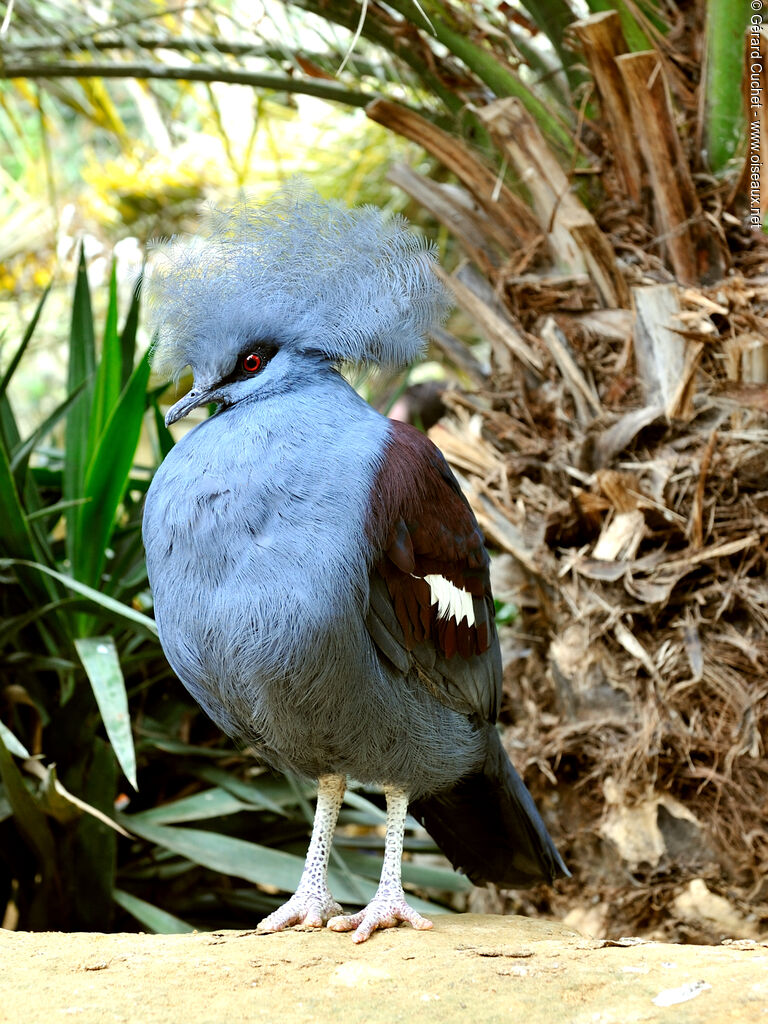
[
  {"left": 328, "top": 785, "right": 433, "bottom": 943},
  {"left": 257, "top": 774, "right": 345, "bottom": 932}
]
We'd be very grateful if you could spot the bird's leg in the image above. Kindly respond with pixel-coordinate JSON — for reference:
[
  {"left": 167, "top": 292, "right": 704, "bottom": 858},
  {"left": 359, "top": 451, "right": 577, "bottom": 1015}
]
[
  {"left": 257, "top": 773, "right": 346, "bottom": 932},
  {"left": 328, "top": 785, "right": 433, "bottom": 943}
]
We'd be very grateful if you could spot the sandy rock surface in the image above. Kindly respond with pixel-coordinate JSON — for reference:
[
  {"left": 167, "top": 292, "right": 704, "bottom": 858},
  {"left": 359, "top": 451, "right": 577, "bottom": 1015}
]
[{"left": 2, "top": 914, "right": 766, "bottom": 1023}]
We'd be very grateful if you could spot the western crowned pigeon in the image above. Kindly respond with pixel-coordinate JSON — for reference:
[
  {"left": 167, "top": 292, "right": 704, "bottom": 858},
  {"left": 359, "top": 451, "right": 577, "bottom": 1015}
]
[{"left": 142, "top": 182, "right": 568, "bottom": 943}]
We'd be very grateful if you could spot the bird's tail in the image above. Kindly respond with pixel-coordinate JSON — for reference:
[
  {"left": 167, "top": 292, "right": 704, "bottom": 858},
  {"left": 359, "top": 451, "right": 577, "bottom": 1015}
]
[{"left": 409, "top": 724, "right": 570, "bottom": 888}]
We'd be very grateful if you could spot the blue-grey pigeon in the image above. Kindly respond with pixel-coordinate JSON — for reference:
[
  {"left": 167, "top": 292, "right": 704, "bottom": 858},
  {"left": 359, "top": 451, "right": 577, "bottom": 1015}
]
[{"left": 142, "top": 183, "right": 568, "bottom": 943}]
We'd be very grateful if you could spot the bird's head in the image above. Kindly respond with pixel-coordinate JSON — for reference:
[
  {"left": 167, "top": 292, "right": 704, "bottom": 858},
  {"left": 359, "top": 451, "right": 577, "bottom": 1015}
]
[
  {"left": 161, "top": 339, "right": 282, "bottom": 425},
  {"left": 146, "top": 181, "right": 450, "bottom": 426}
]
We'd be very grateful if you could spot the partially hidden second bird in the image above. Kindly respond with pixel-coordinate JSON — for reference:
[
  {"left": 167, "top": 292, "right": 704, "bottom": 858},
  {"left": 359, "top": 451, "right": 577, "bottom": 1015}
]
[{"left": 142, "top": 182, "right": 569, "bottom": 944}]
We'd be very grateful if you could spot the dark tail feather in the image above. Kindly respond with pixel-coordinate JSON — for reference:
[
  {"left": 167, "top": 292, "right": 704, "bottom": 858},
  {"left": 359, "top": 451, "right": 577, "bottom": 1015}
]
[{"left": 410, "top": 725, "right": 570, "bottom": 888}]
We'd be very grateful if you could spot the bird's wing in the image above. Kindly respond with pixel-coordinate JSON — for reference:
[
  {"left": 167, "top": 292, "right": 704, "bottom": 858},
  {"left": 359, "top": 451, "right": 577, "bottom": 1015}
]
[{"left": 365, "top": 419, "right": 502, "bottom": 722}]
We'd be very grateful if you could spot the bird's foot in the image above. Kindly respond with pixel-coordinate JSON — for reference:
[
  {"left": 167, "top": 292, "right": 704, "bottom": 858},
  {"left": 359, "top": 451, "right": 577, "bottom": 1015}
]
[
  {"left": 327, "top": 890, "right": 433, "bottom": 944},
  {"left": 257, "top": 889, "right": 342, "bottom": 933}
]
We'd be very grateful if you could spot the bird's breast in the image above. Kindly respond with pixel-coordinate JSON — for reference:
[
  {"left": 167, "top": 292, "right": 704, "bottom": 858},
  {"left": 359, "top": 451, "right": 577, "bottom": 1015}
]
[{"left": 143, "top": 388, "right": 390, "bottom": 708}]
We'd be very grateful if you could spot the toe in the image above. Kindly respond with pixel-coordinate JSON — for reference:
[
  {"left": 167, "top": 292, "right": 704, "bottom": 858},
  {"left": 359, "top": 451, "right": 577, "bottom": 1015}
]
[
  {"left": 258, "top": 892, "right": 341, "bottom": 933},
  {"left": 352, "top": 907, "right": 432, "bottom": 944},
  {"left": 257, "top": 906, "right": 304, "bottom": 933},
  {"left": 329, "top": 898, "right": 433, "bottom": 943},
  {"left": 327, "top": 911, "right": 363, "bottom": 933},
  {"left": 352, "top": 913, "right": 393, "bottom": 944},
  {"left": 299, "top": 908, "right": 327, "bottom": 929},
  {"left": 401, "top": 906, "right": 433, "bottom": 931}
]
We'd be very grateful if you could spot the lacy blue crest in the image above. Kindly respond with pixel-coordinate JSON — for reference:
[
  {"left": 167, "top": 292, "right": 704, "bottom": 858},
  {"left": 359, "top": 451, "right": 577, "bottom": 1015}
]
[{"left": 145, "top": 180, "right": 450, "bottom": 379}]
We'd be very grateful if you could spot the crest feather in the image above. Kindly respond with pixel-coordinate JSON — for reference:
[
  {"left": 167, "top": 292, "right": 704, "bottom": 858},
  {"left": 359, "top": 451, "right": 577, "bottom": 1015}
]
[{"left": 146, "top": 181, "right": 449, "bottom": 378}]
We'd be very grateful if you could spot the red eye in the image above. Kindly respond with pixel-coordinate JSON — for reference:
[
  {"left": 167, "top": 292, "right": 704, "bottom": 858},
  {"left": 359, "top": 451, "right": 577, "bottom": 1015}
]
[{"left": 242, "top": 353, "right": 262, "bottom": 373}]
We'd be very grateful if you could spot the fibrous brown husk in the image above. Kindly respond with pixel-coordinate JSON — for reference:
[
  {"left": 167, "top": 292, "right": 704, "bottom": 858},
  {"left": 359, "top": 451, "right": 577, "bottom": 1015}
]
[
  {"left": 430, "top": 270, "right": 768, "bottom": 943},
  {"left": 438, "top": 270, "right": 768, "bottom": 942},
  {"left": 370, "top": 15, "right": 768, "bottom": 944}
]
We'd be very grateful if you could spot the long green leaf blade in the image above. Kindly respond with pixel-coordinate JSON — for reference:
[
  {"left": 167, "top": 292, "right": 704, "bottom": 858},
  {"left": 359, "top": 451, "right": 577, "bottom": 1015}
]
[
  {"left": 122, "top": 819, "right": 378, "bottom": 905},
  {"left": 150, "top": 394, "right": 175, "bottom": 460},
  {"left": 76, "top": 348, "right": 151, "bottom": 587},
  {"left": 0, "top": 390, "right": 21, "bottom": 465},
  {"left": 74, "top": 636, "right": 138, "bottom": 790},
  {"left": 25, "top": 497, "right": 89, "bottom": 523},
  {"left": 64, "top": 247, "right": 95, "bottom": 568},
  {"left": 119, "top": 273, "right": 142, "bottom": 391},
  {"left": 0, "top": 730, "right": 57, "bottom": 869},
  {"left": 705, "top": 0, "right": 750, "bottom": 171},
  {"left": 0, "top": 285, "right": 50, "bottom": 399},
  {"left": 0, "top": 439, "right": 36, "bottom": 560},
  {"left": 128, "top": 787, "right": 253, "bottom": 825},
  {"left": 113, "top": 888, "right": 195, "bottom": 934},
  {"left": 0, "top": 721, "right": 30, "bottom": 759},
  {"left": 0, "top": 437, "right": 63, "bottom": 614},
  {"left": 10, "top": 380, "right": 87, "bottom": 481},
  {"left": 0, "top": 558, "right": 158, "bottom": 633},
  {"left": 0, "top": 599, "right": 78, "bottom": 649},
  {"left": 88, "top": 259, "right": 122, "bottom": 457},
  {"left": 337, "top": 845, "right": 471, "bottom": 893},
  {"left": 194, "top": 766, "right": 311, "bottom": 813},
  {"left": 0, "top": 294, "right": 58, "bottom": 541}
]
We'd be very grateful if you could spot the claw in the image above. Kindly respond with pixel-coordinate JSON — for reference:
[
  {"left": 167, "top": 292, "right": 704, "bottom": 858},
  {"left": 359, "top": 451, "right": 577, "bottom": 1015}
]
[
  {"left": 328, "top": 895, "right": 433, "bottom": 943},
  {"left": 258, "top": 890, "right": 342, "bottom": 933}
]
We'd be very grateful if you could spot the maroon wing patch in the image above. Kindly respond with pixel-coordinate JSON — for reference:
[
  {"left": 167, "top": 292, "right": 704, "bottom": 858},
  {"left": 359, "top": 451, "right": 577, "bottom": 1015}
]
[{"left": 366, "top": 419, "right": 494, "bottom": 662}]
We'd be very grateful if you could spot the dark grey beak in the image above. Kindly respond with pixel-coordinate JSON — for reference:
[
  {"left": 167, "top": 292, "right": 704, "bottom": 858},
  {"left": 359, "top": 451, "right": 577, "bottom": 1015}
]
[{"left": 165, "top": 385, "right": 218, "bottom": 427}]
